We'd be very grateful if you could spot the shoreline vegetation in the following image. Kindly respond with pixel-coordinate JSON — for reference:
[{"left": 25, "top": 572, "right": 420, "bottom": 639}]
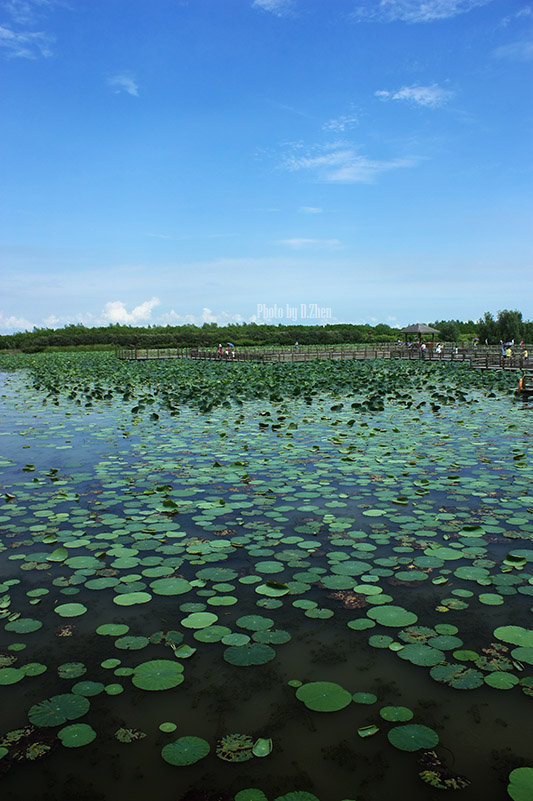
[{"left": 0, "top": 310, "right": 530, "bottom": 353}]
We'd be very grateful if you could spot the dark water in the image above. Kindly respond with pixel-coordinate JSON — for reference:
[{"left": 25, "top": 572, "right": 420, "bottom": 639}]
[{"left": 0, "top": 370, "right": 532, "bottom": 801}]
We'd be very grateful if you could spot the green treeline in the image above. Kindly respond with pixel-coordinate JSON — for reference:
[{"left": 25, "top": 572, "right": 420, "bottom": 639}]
[{"left": 0, "top": 309, "right": 530, "bottom": 352}]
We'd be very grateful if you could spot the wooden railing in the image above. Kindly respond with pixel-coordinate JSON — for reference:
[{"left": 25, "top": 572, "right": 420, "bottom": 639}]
[{"left": 114, "top": 345, "right": 530, "bottom": 371}]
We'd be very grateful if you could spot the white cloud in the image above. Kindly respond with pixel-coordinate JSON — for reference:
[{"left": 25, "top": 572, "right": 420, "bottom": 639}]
[
  {"left": 299, "top": 206, "right": 323, "bottom": 214},
  {"left": 0, "top": 311, "right": 34, "bottom": 332},
  {"left": 107, "top": 73, "right": 139, "bottom": 97},
  {"left": 101, "top": 297, "right": 160, "bottom": 324},
  {"left": 252, "top": 0, "right": 292, "bottom": 16},
  {"left": 323, "top": 112, "right": 359, "bottom": 132},
  {"left": 376, "top": 84, "right": 453, "bottom": 108},
  {"left": 284, "top": 144, "right": 419, "bottom": 183},
  {"left": 275, "top": 238, "right": 342, "bottom": 250},
  {"left": 160, "top": 307, "right": 248, "bottom": 326},
  {"left": 0, "top": 24, "right": 53, "bottom": 58},
  {"left": 352, "top": 0, "right": 494, "bottom": 24},
  {"left": 493, "top": 40, "right": 533, "bottom": 61},
  {"left": 4, "top": 1, "right": 54, "bottom": 25}
]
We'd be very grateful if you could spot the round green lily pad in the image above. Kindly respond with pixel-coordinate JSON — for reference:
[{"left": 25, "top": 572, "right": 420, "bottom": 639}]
[
  {"left": 295, "top": 681, "right": 352, "bottom": 712},
  {"left": 113, "top": 592, "right": 152, "bottom": 606},
  {"left": 181, "top": 612, "right": 218, "bottom": 629},
  {"left": 379, "top": 705, "right": 413, "bottom": 722},
  {"left": 132, "top": 660, "right": 184, "bottom": 691},
  {"left": 58, "top": 723, "right": 97, "bottom": 748},
  {"left": 0, "top": 667, "right": 25, "bottom": 685},
  {"left": 495, "top": 626, "right": 533, "bottom": 647},
  {"left": 54, "top": 603, "right": 87, "bottom": 617},
  {"left": 28, "top": 693, "right": 90, "bottom": 727},
  {"left": 72, "top": 681, "right": 105, "bottom": 696},
  {"left": 96, "top": 623, "right": 130, "bottom": 636},
  {"left": 508, "top": 766, "right": 533, "bottom": 801},
  {"left": 387, "top": 723, "right": 439, "bottom": 751},
  {"left": 367, "top": 605, "right": 418, "bottom": 627},
  {"left": 352, "top": 692, "right": 377, "bottom": 705},
  {"left": 159, "top": 722, "right": 177, "bottom": 733},
  {"left": 150, "top": 577, "right": 192, "bottom": 596},
  {"left": 161, "top": 735, "right": 210, "bottom": 766},
  {"left": 223, "top": 643, "right": 276, "bottom": 666},
  {"left": 4, "top": 618, "right": 43, "bottom": 634}
]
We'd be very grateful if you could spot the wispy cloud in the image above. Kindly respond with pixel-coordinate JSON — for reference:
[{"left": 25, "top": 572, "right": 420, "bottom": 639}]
[
  {"left": 274, "top": 238, "right": 342, "bottom": 250},
  {"left": 493, "top": 40, "right": 533, "bottom": 61},
  {"left": 0, "top": 24, "right": 53, "bottom": 58},
  {"left": 323, "top": 111, "right": 359, "bottom": 132},
  {"left": 101, "top": 297, "right": 160, "bottom": 325},
  {"left": 352, "top": 0, "right": 494, "bottom": 24},
  {"left": 107, "top": 73, "right": 139, "bottom": 97},
  {"left": 376, "top": 83, "right": 453, "bottom": 108},
  {"left": 0, "top": 0, "right": 58, "bottom": 58},
  {"left": 4, "top": 0, "right": 55, "bottom": 25},
  {"left": 299, "top": 206, "right": 323, "bottom": 214},
  {"left": 252, "top": 0, "right": 293, "bottom": 17},
  {"left": 283, "top": 144, "right": 420, "bottom": 183}
]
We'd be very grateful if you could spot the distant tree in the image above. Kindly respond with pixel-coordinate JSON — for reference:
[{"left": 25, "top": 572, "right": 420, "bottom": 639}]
[
  {"left": 477, "top": 312, "right": 498, "bottom": 344},
  {"left": 497, "top": 309, "right": 522, "bottom": 343},
  {"left": 437, "top": 321, "right": 459, "bottom": 342}
]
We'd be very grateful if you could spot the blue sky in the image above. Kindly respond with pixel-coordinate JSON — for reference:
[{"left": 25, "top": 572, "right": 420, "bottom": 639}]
[{"left": 1, "top": 0, "right": 532, "bottom": 333}]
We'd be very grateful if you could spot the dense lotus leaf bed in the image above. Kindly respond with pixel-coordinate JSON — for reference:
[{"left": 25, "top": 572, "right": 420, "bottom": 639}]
[{"left": 0, "top": 353, "right": 531, "bottom": 801}]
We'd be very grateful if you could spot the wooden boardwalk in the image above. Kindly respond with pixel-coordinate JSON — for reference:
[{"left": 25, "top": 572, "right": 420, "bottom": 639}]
[{"left": 115, "top": 346, "right": 530, "bottom": 372}]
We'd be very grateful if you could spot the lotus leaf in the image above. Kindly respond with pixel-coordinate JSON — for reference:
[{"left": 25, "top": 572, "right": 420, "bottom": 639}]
[
  {"left": 358, "top": 724, "right": 379, "bottom": 738},
  {"left": 379, "top": 706, "right": 413, "bottom": 722},
  {"left": 132, "top": 659, "right": 184, "bottom": 690},
  {"left": 295, "top": 681, "right": 352, "bottom": 712},
  {"left": 96, "top": 623, "right": 130, "bottom": 636},
  {"left": 159, "top": 722, "right": 177, "bottom": 733},
  {"left": 28, "top": 693, "right": 90, "bottom": 727},
  {"left": 58, "top": 723, "right": 96, "bottom": 748},
  {"left": 367, "top": 605, "right": 418, "bottom": 627},
  {"left": 0, "top": 667, "right": 25, "bottom": 685},
  {"left": 234, "top": 790, "right": 269, "bottom": 801},
  {"left": 495, "top": 626, "right": 533, "bottom": 648},
  {"left": 223, "top": 643, "right": 276, "bottom": 666},
  {"left": 508, "top": 767, "right": 533, "bottom": 801},
  {"left": 113, "top": 592, "right": 152, "bottom": 606},
  {"left": 4, "top": 618, "right": 43, "bottom": 634},
  {"left": 54, "top": 603, "right": 87, "bottom": 617},
  {"left": 387, "top": 723, "right": 439, "bottom": 751},
  {"left": 181, "top": 612, "right": 218, "bottom": 629},
  {"left": 252, "top": 737, "right": 272, "bottom": 757},
  {"left": 352, "top": 692, "right": 377, "bottom": 704},
  {"left": 150, "top": 577, "right": 191, "bottom": 595},
  {"left": 430, "top": 663, "right": 484, "bottom": 690}
]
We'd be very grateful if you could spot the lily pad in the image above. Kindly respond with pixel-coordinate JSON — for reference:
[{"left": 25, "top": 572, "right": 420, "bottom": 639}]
[
  {"left": 58, "top": 723, "right": 96, "bottom": 748},
  {"left": 387, "top": 723, "right": 439, "bottom": 751},
  {"left": 295, "top": 681, "right": 352, "bottom": 712},
  {"left": 132, "top": 660, "right": 184, "bottom": 691},
  {"left": 28, "top": 693, "right": 90, "bottom": 727},
  {"left": 162, "top": 735, "right": 210, "bottom": 765},
  {"left": 508, "top": 766, "right": 533, "bottom": 801}
]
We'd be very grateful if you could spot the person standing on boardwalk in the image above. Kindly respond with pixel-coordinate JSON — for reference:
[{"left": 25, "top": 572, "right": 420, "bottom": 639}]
[{"left": 217, "top": 343, "right": 223, "bottom": 358}]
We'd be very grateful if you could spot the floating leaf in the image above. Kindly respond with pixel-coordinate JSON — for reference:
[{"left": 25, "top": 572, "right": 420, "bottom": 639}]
[
  {"left": 295, "top": 681, "right": 352, "bottom": 712},
  {"left": 161, "top": 735, "right": 210, "bottom": 765},
  {"left": 28, "top": 694, "right": 90, "bottom": 727},
  {"left": 387, "top": 723, "right": 439, "bottom": 752},
  {"left": 132, "top": 660, "right": 184, "bottom": 691},
  {"left": 58, "top": 723, "right": 96, "bottom": 748}
]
